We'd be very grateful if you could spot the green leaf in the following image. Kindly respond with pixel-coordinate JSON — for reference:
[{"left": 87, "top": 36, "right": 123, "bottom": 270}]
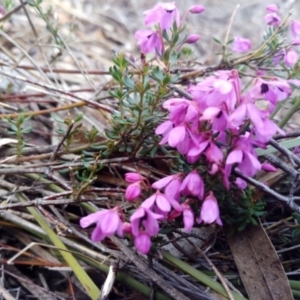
[
  {"left": 213, "top": 37, "right": 221, "bottom": 44},
  {"left": 123, "top": 76, "right": 135, "bottom": 89},
  {"left": 51, "top": 113, "right": 65, "bottom": 123},
  {"left": 75, "top": 112, "right": 84, "bottom": 123}
]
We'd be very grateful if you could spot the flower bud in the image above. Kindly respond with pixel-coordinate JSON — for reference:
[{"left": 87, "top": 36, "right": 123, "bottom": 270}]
[
  {"left": 125, "top": 172, "right": 143, "bottom": 183},
  {"left": 125, "top": 183, "right": 141, "bottom": 201},
  {"left": 261, "top": 163, "right": 277, "bottom": 172},
  {"left": 185, "top": 34, "right": 200, "bottom": 44},
  {"left": 266, "top": 4, "right": 278, "bottom": 13},
  {"left": 189, "top": 5, "right": 205, "bottom": 14}
]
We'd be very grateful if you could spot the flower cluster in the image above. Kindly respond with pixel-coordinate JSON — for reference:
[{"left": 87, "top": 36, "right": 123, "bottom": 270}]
[{"left": 79, "top": 3, "right": 300, "bottom": 255}]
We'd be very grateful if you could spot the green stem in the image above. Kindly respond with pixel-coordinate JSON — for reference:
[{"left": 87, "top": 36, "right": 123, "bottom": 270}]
[{"left": 278, "top": 96, "right": 300, "bottom": 128}]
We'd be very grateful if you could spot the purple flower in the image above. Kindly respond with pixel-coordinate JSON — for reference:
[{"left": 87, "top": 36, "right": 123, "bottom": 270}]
[
  {"left": 197, "top": 191, "right": 222, "bottom": 225},
  {"left": 130, "top": 206, "right": 164, "bottom": 237},
  {"left": 232, "top": 37, "right": 251, "bottom": 53},
  {"left": 189, "top": 5, "right": 205, "bottom": 14},
  {"left": 185, "top": 34, "right": 200, "bottom": 44},
  {"left": 80, "top": 208, "right": 123, "bottom": 242},
  {"left": 264, "top": 13, "right": 281, "bottom": 26},
  {"left": 180, "top": 170, "right": 204, "bottom": 200},
  {"left": 134, "top": 232, "right": 151, "bottom": 254},
  {"left": 135, "top": 30, "right": 163, "bottom": 54},
  {"left": 144, "top": 2, "right": 180, "bottom": 30},
  {"left": 291, "top": 20, "right": 300, "bottom": 38}
]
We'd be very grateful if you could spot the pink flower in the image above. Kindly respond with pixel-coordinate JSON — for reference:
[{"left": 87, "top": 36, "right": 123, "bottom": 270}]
[
  {"left": 228, "top": 100, "right": 264, "bottom": 129},
  {"left": 291, "top": 20, "right": 300, "bottom": 38},
  {"left": 226, "top": 135, "right": 261, "bottom": 177},
  {"left": 130, "top": 206, "right": 164, "bottom": 237},
  {"left": 135, "top": 30, "right": 163, "bottom": 54},
  {"left": 188, "top": 70, "right": 241, "bottom": 111},
  {"left": 232, "top": 37, "right": 251, "bottom": 53},
  {"left": 185, "top": 34, "right": 200, "bottom": 44},
  {"left": 253, "top": 117, "right": 285, "bottom": 143},
  {"left": 264, "top": 13, "right": 281, "bottom": 26},
  {"left": 180, "top": 170, "right": 204, "bottom": 200},
  {"left": 125, "top": 182, "right": 141, "bottom": 201},
  {"left": 250, "top": 77, "right": 291, "bottom": 111},
  {"left": 142, "top": 190, "right": 182, "bottom": 213},
  {"left": 284, "top": 49, "right": 299, "bottom": 67},
  {"left": 134, "top": 232, "right": 151, "bottom": 254},
  {"left": 143, "top": 2, "right": 180, "bottom": 30},
  {"left": 197, "top": 191, "right": 222, "bottom": 225},
  {"left": 152, "top": 174, "right": 182, "bottom": 201},
  {"left": 189, "top": 5, "right": 205, "bottom": 14},
  {"left": 80, "top": 208, "right": 123, "bottom": 242}
]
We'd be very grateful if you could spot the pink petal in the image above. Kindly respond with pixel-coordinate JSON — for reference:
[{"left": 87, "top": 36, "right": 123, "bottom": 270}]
[
  {"left": 228, "top": 104, "right": 247, "bottom": 128},
  {"left": 141, "top": 194, "right": 156, "bottom": 209},
  {"left": 156, "top": 193, "right": 171, "bottom": 212},
  {"left": 80, "top": 210, "right": 106, "bottom": 228},
  {"left": 100, "top": 211, "right": 120, "bottom": 235},
  {"left": 168, "top": 126, "right": 186, "bottom": 147},
  {"left": 183, "top": 208, "right": 194, "bottom": 232},
  {"left": 226, "top": 149, "right": 243, "bottom": 165},
  {"left": 213, "top": 80, "right": 232, "bottom": 94},
  {"left": 91, "top": 224, "right": 106, "bottom": 242},
  {"left": 134, "top": 233, "right": 151, "bottom": 254},
  {"left": 152, "top": 175, "right": 174, "bottom": 189}
]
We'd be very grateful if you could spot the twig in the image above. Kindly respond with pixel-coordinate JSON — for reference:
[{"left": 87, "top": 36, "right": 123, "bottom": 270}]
[
  {"left": 110, "top": 236, "right": 190, "bottom": 300},
  {"left": 0, "top": 1, "right": 27, "bottom": 22},
  {"left": 0, "top": 197, "right": 108, "bottom": 210},
  {"left": 50, "top": 121, "right": 75, "bottom": 162},
  {"left": 268, "top": 139, "right": 300, "bottom": 167},
  {"left": 264, "top": 153, "right": 299, "bottom": 177},
  {"left": 235, "top": 170, "right": 300, "bottom": 213},
  {"left": 0, "top": 69, "right": 114, "bottom": 113},
  {"left": 185, "top": 239, "right": 235, "bottom": 300}
]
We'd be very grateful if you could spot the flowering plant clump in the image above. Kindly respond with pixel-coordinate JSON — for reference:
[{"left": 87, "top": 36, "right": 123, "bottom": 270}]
[{"left": 80, "top": 3, "right": 300, "bottom": 254}]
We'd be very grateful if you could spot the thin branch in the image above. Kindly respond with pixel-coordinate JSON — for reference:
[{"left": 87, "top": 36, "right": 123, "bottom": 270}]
[{"left": 110, "top": 236, "right": 190, "bottom": 300}]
